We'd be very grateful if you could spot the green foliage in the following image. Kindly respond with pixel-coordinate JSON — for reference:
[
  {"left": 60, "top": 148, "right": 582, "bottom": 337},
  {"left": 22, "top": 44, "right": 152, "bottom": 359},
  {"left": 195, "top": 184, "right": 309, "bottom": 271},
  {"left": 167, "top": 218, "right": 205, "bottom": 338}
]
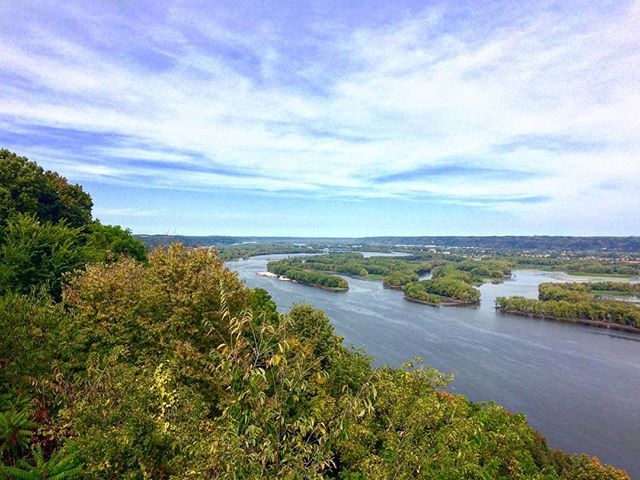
[
  {"left": 1, "top": 445, "right": 83, "bottom": 479},
  {"left": 0, "top": 401, "right": 34, "bottom": 461},
  {"left": 249, "top": 287, "right": 280, "bottom": 325},
  {"left": 267, "top": 253, "right": 432, "bottom": 290},
  {"left": 513, "top": 256, "right": 639, "bottom": 276},
  {"left": 0, "top": 153, "right": 630, "bottom": 479},
  {"left": 403, "top": 282, "right": 441, "bottom": 304},
  {"left": 0, "top": 244, "right": 629, "bottom": 479},
  {"left": 0, "top": 149, "right": 92, "bottom": 229},
  {"left": 405, "top": 277, "right": 480, "bottom": 304},
  {"left": 0, "top": 293, "right": 62, "bottom": 391},
  {"left": 268, "top": 261, "right": 349, "bottom": 290},
  {"left": 0, "top": 215, "right": 84, "bottom": 298},
  {"left": 82, "top": 222, "right": 147, "bottom": 263},
  {"left": 496, "top": 295, "right": 640, "bottom": 329},
  {"left": 0, "top": 152, "right": 147, "bottom": 299}
]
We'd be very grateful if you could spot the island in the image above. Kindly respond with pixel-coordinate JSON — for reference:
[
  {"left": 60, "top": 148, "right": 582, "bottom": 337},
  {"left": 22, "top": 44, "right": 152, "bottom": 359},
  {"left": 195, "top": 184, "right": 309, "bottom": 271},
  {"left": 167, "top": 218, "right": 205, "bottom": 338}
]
[{"left": 496, "top": 281, "right": 640, "bottom": 333}]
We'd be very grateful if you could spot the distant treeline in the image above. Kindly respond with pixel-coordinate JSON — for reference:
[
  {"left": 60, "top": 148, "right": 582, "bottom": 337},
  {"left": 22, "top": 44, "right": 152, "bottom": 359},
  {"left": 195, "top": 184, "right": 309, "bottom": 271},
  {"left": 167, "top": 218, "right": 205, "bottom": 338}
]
[{"left": 137, "top": 234, "right": 640, "bottom": 252}]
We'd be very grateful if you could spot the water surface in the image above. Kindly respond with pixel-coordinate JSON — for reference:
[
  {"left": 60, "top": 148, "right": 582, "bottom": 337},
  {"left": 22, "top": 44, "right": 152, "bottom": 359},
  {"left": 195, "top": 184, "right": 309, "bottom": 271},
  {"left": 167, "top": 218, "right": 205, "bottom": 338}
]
[{"left": 228, "top": 255, "right": 640, "bottom": 477}]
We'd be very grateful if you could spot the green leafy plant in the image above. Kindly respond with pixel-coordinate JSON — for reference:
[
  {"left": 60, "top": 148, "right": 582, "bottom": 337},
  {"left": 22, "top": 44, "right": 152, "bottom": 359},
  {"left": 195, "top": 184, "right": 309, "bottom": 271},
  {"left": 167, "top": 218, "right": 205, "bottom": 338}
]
[{"left": 1, "top": 446, "right": 83, "bottom": 479}]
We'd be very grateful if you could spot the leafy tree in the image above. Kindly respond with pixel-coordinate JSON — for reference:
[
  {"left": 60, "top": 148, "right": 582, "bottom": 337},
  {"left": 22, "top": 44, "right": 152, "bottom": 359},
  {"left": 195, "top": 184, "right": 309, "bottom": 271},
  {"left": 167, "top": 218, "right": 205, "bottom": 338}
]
[
  {"left": 0, "top": 215, "right": 84, "bottom": 298},
  {"left": 82, "top": 221, "right": 147, "bottom": 263},
  {"left": 0, "top": 150, "right": 92, "bottom": 229}
]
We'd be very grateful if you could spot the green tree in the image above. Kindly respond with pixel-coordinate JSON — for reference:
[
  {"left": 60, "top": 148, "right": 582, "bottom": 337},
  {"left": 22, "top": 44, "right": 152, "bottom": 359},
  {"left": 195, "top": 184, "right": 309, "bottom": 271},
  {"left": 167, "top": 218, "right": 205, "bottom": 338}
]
[
  {"left": 82, "top": 221, "right": 147, "bottom": 263},
  {"left": 0, "top": 149, "right": 92, "bottom": 229},
  {"left": 0, "top": 215, "right": 84, "bottom": 298}
]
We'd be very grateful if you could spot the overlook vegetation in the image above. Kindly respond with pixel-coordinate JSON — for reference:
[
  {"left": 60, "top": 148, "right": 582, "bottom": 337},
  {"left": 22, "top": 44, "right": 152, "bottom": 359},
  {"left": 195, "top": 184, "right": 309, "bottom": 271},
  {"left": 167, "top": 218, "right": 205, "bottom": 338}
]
[
  {"left": 0, "top": 150, "right": 146, "bottom": 299},
  {"left": 496, "top": 282, "right": 640, "bottom": 332},
  {"left": 0, "top": 151, "right": 630, "bottom": 478}
]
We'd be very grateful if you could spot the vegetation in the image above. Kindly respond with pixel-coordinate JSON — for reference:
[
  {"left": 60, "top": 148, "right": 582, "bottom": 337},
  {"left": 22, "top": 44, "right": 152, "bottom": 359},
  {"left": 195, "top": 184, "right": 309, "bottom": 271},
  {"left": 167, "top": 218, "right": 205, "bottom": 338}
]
[
  {"left": 0, "top": 150, "right": 146, "bottom": 299},
  {"left": 403, "top": 282, "right": 442, "bottom": 304},
  {"left": 0, "top": 149, "right": 92, "bottom": 229},
  {"left": 2, "top": 245, "right": 630, "bottom": 479},
  {"left": 268, "top": 261, "right": 348, "bottom": 290},
  {"left": 404, "top": 277, "right": 481, "bottom": 304},
  {"left": 496, "top": 282, "right": 640, "bottom": 330},
  {"left": 0, "top": 151, "right": 630, "bottom": 478},
  {"left": 511, "top": 257, "right": 640, "bottom": 277},
  {"left": 266, "top": 253, "right": 435, "bottom": 291}
]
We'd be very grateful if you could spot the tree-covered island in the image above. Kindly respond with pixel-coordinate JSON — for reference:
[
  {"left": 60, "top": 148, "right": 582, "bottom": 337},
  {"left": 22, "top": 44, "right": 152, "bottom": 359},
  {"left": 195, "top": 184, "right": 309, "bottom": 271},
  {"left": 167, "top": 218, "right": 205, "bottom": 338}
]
[
  {"left": 266, "top": 253, "right": 513, "bottom": 305},
  {"left": 496, "top": 281, "right": 640, "bottom": 333}
]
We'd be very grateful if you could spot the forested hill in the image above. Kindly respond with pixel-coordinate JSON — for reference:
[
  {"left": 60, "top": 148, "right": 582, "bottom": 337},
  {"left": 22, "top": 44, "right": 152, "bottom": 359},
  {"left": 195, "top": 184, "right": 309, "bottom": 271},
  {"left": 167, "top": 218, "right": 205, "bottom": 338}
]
[{"left": 138, "top": 234, "right": 640, "bottom": 252}]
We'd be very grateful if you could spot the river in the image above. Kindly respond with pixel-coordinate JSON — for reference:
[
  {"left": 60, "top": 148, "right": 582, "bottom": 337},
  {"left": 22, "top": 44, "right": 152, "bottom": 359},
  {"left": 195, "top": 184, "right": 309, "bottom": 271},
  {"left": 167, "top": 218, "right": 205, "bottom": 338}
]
[{"left": 227, "top": 254, "right": 640, "bottom": 477}]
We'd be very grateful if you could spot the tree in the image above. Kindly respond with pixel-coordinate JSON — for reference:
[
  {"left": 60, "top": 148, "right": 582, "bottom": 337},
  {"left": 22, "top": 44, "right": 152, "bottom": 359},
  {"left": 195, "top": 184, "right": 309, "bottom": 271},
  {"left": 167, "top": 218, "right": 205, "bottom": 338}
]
[
  {"left": 82, "top": 221, "right": 147, "bottom": 263},
  {"left": 0, "top": 149, "right": 92, "bottom": 229},
  {"left": 0, "top": 215, "right": 84, "bottom": 298}
]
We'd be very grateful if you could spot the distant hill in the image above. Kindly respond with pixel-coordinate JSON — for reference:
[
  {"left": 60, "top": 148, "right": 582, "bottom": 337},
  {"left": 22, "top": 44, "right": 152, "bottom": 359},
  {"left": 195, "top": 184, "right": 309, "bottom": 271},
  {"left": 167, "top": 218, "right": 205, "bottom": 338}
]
[{"left": 136, "top": 234, "right": 640, "bottom": 252}]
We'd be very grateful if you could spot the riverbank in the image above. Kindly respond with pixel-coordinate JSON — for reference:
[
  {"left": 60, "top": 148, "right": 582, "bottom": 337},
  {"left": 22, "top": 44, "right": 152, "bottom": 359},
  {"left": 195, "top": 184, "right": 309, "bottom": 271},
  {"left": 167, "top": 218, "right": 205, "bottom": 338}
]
[
  {"left": 291, "top": 280, "right": 348, "bottom": 292},
  {"left": 257, "top": 271, "right": 348, "bottom": 292},
  {"left": 404, "top": 295, "right": 479, "bottom": 307},
  {"left": 497, "top": 309, "right": 640, "bottom": 335}
]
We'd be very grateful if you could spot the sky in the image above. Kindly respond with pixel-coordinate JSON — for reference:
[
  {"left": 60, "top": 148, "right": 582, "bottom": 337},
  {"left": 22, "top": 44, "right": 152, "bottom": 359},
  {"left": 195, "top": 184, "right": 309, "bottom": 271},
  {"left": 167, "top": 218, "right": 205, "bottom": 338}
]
[{"left": 1, "top": 0, "right": 639, "bottom": 237}]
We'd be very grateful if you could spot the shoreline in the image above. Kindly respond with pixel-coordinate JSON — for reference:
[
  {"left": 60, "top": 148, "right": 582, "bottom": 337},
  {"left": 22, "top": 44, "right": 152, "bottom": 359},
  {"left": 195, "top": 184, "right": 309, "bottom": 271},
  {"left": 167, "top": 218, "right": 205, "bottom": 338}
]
[
  {"left": 259, "top": 271, "right": 348, "bottom": 292},
  {"left": 404, "top": 295, "right": 479, "bottom": 307},
  {"left": 497, "top": 309, "right": 640, "bottom": 335}
]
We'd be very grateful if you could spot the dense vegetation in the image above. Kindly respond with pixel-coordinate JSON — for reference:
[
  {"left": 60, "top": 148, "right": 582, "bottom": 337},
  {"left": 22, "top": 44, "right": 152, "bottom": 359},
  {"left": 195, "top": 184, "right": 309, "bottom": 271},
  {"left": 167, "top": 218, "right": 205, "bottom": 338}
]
[
  {"left": 404, "top": 277, "right": 481, "bottom": 304},
  {"left": 2, "top": 247, "right": 630, "bottom": 479},
  {"left": 496, "top": 282, "right": 640, "bottom": 330},
  {"left": 266, "top": 253, "right": 432, "bottom": 290},
  {"left": 402, "top": 260, "right": 510, "bottom": 305},
  {"left": 0, "top": 150, "right": 146, "bottom": 299},
  {"left": 268, "top": 261, "right": 349, "bottom": 290},
  {"left": 0, "top": 151, "right": 630, "bottom": 478}
]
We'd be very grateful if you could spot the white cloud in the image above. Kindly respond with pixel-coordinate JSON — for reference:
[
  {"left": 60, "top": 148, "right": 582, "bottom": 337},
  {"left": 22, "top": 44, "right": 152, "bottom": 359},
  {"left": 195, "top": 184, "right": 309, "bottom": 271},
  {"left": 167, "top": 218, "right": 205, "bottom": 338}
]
[{"left": 0, "top": 1, "right": 638, "bottom": 231}]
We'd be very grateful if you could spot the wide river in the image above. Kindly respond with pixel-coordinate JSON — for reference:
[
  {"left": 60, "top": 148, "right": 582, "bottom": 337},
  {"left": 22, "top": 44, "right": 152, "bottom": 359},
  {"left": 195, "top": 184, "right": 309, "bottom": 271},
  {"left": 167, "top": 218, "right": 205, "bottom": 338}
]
[{"left": 227, "top": 254, "right": 640, "bottom": 477}]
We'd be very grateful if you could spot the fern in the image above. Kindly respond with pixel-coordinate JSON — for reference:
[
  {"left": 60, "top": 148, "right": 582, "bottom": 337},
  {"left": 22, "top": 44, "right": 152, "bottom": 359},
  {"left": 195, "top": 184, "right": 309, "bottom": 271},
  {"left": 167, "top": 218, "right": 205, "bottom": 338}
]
[
  {"left": 0, "top": 405, "right": 34, "bottom": 458},
  {"left": 1, "top": 445, "right": 83, "bottom": 479}
]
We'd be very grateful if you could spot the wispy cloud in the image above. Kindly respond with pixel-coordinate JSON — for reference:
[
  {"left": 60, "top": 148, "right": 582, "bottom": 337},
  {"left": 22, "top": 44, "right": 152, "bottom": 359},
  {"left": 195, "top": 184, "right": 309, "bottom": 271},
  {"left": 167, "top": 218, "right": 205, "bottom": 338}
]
[{"left": 0, "top": 0, "right": 638, "bottom": 233}]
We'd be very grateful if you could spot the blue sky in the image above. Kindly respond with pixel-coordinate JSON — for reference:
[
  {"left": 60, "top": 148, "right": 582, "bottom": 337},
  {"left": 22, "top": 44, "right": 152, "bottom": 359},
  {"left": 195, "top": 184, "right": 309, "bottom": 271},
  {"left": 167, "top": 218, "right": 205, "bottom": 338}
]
[{"left": 1, "top": 0, "right": 639, "bottom": 236}]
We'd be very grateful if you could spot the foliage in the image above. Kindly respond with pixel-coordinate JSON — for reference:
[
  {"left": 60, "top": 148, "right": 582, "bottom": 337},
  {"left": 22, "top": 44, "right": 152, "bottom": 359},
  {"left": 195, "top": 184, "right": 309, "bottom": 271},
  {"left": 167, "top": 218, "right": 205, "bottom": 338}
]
[
  {"left": 403, "top": 282, "right": 441, "bottom": 304},
  {"left": 268, "top": 261, "right": 349, "bottom": 290},
  {"left": 0, "top": 149, "right": 92, "bottom": 229},
  {"left": 0, "top": 445, "right": 83, "bottom": 479},
  {"left": 82, "top": 222, "right": 147, "bottom": 263},
  {"left": 512, "top": 257, "right": 640, "bottom": 276},
  {"left": 0, "top": 152, "right": 146, "bottom": 299},
  {"left": 0, "top": 244, "right": 630, "bottom": 478},
  {"left": 0, "top": 215, "right": 84, "bottom": 298},
  {"left": 495, "top": 296, "right": 640, "bottom": 329},
  {"left": 0, "top": 400, "right": 34, "bottom": 462},
  {"left": 0, "top": 152, "right": 631, "bottom": 478},
  {"left": 404, "top": 277, "right": 481, "bottom": 304}
]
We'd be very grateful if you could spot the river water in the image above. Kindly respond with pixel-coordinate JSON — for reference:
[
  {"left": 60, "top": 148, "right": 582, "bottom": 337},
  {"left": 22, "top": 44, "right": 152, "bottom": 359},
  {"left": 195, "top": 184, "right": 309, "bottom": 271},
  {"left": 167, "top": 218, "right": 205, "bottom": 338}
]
[{"left": 227, "top": 254, "right": 640, "bottom": 477}]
